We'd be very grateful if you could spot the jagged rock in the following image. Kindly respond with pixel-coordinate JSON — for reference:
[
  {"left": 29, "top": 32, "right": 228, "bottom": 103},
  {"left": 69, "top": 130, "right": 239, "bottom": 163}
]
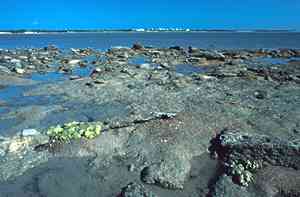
[
  {"left": 277, "top": 49, "right": 296, "bottom": 58},
  {"left": 120, "top": 182, "right": 158, "bottom": 197},
  {"left": 190, "top": 49, "right": 225, "bottom": 61},
  {"left": 208, "top": 131, "right": 300, "bottom": 193},
  {"left": 292, "top": 49, "right": 300, "bottom": 57},
  {"left": 0, "top": 135, "right": 49, "bottom": 181},
  {"left": 68, "top": 59, "right": 81, "bottom": 65},
  {"left": 141, "top": 154, "right": 191, "bottom": 189},
  {"left": 169, "top": 46, "right": 182, "bottom": 51},
  {"left": 211, "top": 131, "right": 300, "bottom": 170},
  {"left": 188, "top": 46, "right": 199, "bottom": 53},
  {"left": 254, "top": 166, "right": 300, "bottom": 197},
  {"left": 132, "top": 43, "right": 144, "bottom": 51},
  {"left": 14, "top": 68, "right": 25, "bottom": 74},
  {"left": 212, "top": 175, "right": 253, "bottom": 197},
  {"left": 188, "top": 57, "right": 208, "bottom": 64}
]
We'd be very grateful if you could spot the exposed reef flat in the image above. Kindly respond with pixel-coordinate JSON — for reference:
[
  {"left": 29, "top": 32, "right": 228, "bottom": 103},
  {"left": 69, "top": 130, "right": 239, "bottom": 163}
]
[{"left": 0, "top": 44, "right": 300, "bottom": 196}]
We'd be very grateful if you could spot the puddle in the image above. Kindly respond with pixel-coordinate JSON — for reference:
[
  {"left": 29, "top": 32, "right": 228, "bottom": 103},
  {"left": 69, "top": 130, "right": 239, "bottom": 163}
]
[
  {"left": 254, "top": 57, "right": 290, "bottom": 65},
  {"left": 41, "top": 101, "right": 131, "bottom": 127},
  {"left": 175, "top": 64, "right": 207, "bottom": 75},
  {"left": 128, "top": 56, "right": 163, "bottom": 70},
  {"left": 11, "top": 95, "right": 63, "bottom": 108},
  {"left": 0, "top": 85, "right": 63, "bottom": 108},
  {"left": 0, "top": 85, "right": 29, "bottom": 117},
  {"left": 0, "top": 107, "right": 9, "bottom": 115},
  {"left": 70, "top": 55, "right": 98, "bottom": 77},
  {"left": 29, "top": 72, "right": 67, "bottom": 82},
  {"left": 0, "top": 84, "right": 64, "bottom": 134},
  {"left": 0, "top": 117, "right": 23, "bottom": 134},
  {"left": 0, "top": 85, "right": 26, "bottom": 101},
  {"left": 28, "top": 65, "right": 94, "bottom": 82},
  {"left": 253, "top": 57, "right": 300, "bottom": 65},
  {"left": 81, "top": 54, "right": 98, "bottom": 63},
  {"left": 72, "top": 66, "right": 94, "bottom": 77}
]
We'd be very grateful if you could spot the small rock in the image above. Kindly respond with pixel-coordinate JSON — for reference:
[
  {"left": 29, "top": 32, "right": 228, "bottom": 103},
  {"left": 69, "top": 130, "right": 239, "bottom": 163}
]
[
  {"left": 79, "top": 62, "right": 87, "bottom": 67},
  {"left": 292, "top": 49, "right": 300, "bottom": 57},
  {"left": 188, "top": 57, "right": 207, "bottom": 64},
  {"left": 15, "top": 62, "right": 23, "bottom": 68},
  {"left": 228, "top": 59, "right": 244, "bottom": 65},
  {"left": 94, "top": 68, "right": 102, "bottom": 73},
  {"left": 3, "top": 56, "right": 12, "bottom": 60},
  {"left": 14, "top": 68, "right": 25, "bottom": 74},
  {"left": 254, "top": 90, "right": 267, "bottom": 99},
  {"left": 21, "top": 129, "right": 40, "bottom": 137},
  {"left": 169, "top": 46, "right": 182, "bottom": 50},
  {"left": 93, "top": 79, "right": 106, "bottom": 84},
  {"left": 68, "top": 59, "right": 81, "bottom": 65},
  {"left": 70, "top": 48, "right": 81, "bottom": 55},
  {"left": 69, "top": 75, "right": 81, "bottom": 80},
  {"left": 27, "top": 65, "right": 36, "bottom": 70},
  {"left": 132, "top": 43, "right": 144, "bottom": 50},
  {"left": 139, "top": 63, "right": 152, "bottom": 70},
  {"left": 141, "top": 156, "right": 190, "bottom": 189},
  {"left": 194, "top": 74, "right": 217, "bottom": 81},
  {"left": 128, "top": 164, "right": 135, "bottom": 172},
  {"left": 18, "top": 56, "right": 28, "bottom": 60},
  {"left": 188, "top": 46, "right": 199, "bottom": 53},
  {"left": 58, "top": 66, "right": 71, "bottom": 73},
  {"left": 160, "top": 62, "right": 170, "bottom": 69},
  {"left": 152, "top": 112, "right": 177, "bottom": 119},
  {"left": 193, "top": 50, "right": 225, "bottom": 61},
  {"left": 120, "top": 182, "right": 158, "bottom": 197},
  {"left": 10, "top": 59, "right": 21, "bottom": 64}
]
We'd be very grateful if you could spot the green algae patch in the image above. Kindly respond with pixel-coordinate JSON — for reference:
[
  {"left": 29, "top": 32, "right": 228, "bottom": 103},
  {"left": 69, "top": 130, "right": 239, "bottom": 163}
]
[
  {"left": 47, "top": 121, "right": 103, "bottom": 142},
  {"left": 229, "top": 159, "right": 261, "bottom": 187}
]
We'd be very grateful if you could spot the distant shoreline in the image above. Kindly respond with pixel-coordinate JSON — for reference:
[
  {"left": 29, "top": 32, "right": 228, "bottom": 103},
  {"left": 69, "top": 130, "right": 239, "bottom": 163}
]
[{"left": 0, "top": 29, "right": 298, "bottom": 35}]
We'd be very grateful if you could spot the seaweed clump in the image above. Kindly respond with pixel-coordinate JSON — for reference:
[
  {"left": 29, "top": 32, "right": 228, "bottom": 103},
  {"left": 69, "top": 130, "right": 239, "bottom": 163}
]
[
  {"left": 47, "top": 121, "right": 103, "bottom": 143},
  {"left": 209, "top": 130, "right": 300, "bottom": 187},
  {"left": 228, "top": 159, "right": 261, "bottom": 186}
]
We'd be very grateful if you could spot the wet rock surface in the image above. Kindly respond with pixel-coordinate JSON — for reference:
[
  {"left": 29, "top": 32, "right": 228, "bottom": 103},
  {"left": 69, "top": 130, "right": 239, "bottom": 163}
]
[
  {"left": 141, "top": 151, "right": 191, "bottom": 189},
  {"left": 209, "top": 131, "right": 300, "bottom": 196},
  {"left": 0, "top": 44, "right": 299, "bottom": 196},
  {"left": 119, "top": 182, "right": 158, "bottom": 197}
]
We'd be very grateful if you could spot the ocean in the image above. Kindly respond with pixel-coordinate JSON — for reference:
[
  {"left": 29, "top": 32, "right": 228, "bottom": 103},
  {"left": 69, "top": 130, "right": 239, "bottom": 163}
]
[{"left": 0, "top": 32, "right": 300, "bottom": 49}]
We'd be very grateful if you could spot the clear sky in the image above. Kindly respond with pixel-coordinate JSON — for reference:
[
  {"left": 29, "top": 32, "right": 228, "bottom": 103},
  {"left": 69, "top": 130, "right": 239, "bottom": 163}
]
[{"left": 0, "top": 0, "right": 299, "bottom": 30}]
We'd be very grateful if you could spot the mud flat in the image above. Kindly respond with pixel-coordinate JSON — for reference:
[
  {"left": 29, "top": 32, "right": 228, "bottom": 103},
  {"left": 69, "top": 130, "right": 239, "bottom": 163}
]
[{"left": 0, "top": 44, "right": 300, "bottom": 197}]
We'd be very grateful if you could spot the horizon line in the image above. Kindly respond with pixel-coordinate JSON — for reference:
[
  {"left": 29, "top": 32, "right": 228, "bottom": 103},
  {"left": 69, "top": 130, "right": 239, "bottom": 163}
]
[{"left": 0, "top": 28, "right": 297, "bottom": 32}]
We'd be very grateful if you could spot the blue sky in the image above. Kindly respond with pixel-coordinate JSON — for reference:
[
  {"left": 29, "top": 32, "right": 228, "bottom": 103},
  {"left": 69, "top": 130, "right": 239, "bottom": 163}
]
[{"left": 0, "top": 0, "right": 299, "bottom": 30}]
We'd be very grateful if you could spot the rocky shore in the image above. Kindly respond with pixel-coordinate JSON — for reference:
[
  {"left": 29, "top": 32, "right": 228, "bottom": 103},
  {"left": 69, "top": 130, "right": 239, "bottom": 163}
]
[{"left": 0, "top": 44, "right": 300, "bottom": 197}]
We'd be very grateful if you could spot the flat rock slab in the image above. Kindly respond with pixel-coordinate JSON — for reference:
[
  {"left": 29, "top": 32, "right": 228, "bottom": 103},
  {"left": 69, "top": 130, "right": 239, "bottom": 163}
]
[{"left": 213, "top": 131, "right": 300, "bottom": 169}]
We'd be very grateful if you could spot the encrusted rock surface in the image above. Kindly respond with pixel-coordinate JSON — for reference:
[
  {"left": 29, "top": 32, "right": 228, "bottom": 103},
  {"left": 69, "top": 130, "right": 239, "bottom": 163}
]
[
  {"left": 141, "top": 152, "right": 191, "bottom": 189},
  {"left": 209, "top": 131, "right": 300, "bottom": 196},
  {"left": 120, "top": 182, "right": 158, "bottom": 197},
  {"left": 0, "top": 45, "right": 300, "bottom": 196},
  {"left": 212, "top": 131, "right": 300, "bottom": 170}
]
